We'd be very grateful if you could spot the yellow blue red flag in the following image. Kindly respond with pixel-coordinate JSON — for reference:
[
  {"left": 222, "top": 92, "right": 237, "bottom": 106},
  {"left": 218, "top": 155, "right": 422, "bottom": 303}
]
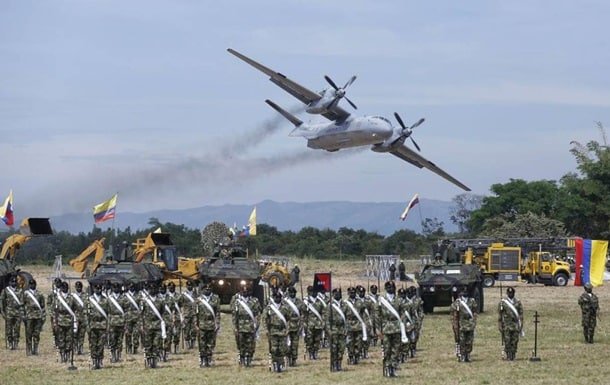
[
  {"left": 0, "top": 190, "right": 14, "bottom": 226},
  {"left": 575, "top": 239, "right": 608, "bottom": 287},
  {"left": 93, "top": 194, "right": 117, "bottom": 224}
]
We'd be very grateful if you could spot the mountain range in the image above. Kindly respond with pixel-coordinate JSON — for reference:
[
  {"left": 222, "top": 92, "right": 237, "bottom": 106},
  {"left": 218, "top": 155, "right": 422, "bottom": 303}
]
[{"left": 49, "top": 199, "right": 457, "bottom": 236}]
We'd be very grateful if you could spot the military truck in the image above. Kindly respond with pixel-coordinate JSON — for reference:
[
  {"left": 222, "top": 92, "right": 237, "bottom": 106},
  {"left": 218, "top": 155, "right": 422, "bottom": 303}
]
[{"left": 415, "top": 240, "right": 484, "bottom": 314}]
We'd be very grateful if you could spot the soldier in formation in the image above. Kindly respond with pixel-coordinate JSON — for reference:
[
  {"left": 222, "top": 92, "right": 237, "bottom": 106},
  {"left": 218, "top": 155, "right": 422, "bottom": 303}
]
[
  {"left": 141, "top": 283, "right": 166, "bottom": 368},
  {"left": 283, "top": 286, "right": 305, "bottom": 366},
  {"left": 452, "top": 287, "right": 478, "bottom": 362},
  {"left": 71, "top": 281, "right": 87, "bottom": 355},
  {"left": 344, "top": 286, "right": 367, "bottom": 365},
  {"left": 397, "top": 287, "right": 415, "bottom": 362},
  {"left": 123, "top": 283, "right": 141, "bottom": 354},
  {"left": 231, "top": 284, "right": 261, "bottom": 367},
  {"left": 22, "top": 278, "right": 45, "bottom": 355},
  {"left": 180, "top": 280, "right": 198, "bottom": 349},
  {"left": 327, "top": 288, "right": 347, "bottom": 372},
  {"left": 498, "top": 286, "right": 523, "bottom": 361},
  {"left": 107, "top": 282, "right": 126, "bottom": 363},
  {"left": 167, "top": 282, "right": 183, "bottom": 353},
  {"left": 366, "top": 285, "right": 380, "bottom": 347},
  {"left": 357, "top": 285, "right": 373, "bottom": 358},
  {"left": 195, "top": 283, "right": 220, "bottom": 367},
  {"left": 407, "top": 286, "right": 423, "bottom": 357},
  {"left": 54, "top": 281, "right": 78, "bottom": 363},
  {"left": 263, "top": 290, "right": 290, "bottom": 372},
  {"left": 87, "top": 283, "right": 109, "bottom": 369},
  {"left": 158, "top": 284, "right": 173, "bottom": 361},
  {"left": 1, "top": 276, "right": 23, "bottom": 350},
  {"left": 303, "top": 285, "right": 324, "bottom": 360},
  {"left": 47, "top": 278, "right": 62, "bottom": 349},
  {"left": 377, "top": 281, "right": 408, "bottom": 377},
  {"left": 578, "top": 283, "right": 599, "bottom": 343}
]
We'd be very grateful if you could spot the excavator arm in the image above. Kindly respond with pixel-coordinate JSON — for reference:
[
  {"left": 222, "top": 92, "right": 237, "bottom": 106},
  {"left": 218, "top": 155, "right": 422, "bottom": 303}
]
[
  {"left": 69, "top": 238, "right": 106, "bottom": 274},
  {"left": 0, "top": 234, "right": 30, "bottom": 261}
]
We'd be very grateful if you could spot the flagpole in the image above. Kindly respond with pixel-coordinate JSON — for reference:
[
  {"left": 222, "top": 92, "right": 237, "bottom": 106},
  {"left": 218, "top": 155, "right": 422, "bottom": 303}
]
[
  {"left": 111, "top": 192, "right": 118, "bottom": 257},
  {"left": 417, "top": 198, "right": 424, "bottom": 234}
]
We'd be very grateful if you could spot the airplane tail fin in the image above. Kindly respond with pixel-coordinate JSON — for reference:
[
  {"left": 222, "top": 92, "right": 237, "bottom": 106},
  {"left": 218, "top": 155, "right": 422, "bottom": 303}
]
[{"left": 265, "top": 99, "right": 303, "bottom": 127}]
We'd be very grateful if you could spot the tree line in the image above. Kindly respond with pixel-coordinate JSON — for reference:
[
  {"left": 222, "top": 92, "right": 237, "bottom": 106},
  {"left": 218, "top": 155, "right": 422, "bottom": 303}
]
[{"left": 2, "top": 123, "right": 609, "bottom": 264}]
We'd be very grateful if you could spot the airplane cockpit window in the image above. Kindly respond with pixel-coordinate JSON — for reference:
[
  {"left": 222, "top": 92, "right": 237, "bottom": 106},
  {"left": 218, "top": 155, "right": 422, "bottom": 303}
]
[{"left": 372, "top": 116, "right": 391, "bottom": 124}]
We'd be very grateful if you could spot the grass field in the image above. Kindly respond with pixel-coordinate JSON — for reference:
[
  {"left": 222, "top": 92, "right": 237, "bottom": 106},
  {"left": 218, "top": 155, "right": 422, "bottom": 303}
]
[{"left": 1, "top": 262, "right": 609, "bottom": 385}]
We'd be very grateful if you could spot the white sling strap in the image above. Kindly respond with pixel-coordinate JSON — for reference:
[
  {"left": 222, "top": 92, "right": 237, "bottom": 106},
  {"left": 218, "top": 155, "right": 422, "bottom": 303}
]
[
  {"left": 269, "top": 303, "right": 288, "bottom": 329},
  {"left": 236, "top": 298, "right": 257, "bottom": 327},
  {"left": 144, "top": 296, "right": 167, "bottom": 340},
  {"left": 5, "top": 287, "right": 21, "bottom": 306},
  {"left": 198, "top": 297, "right": 216, "bottom": 319},
  {"left": 501, "top": 298, "right": 521, "bottom": 329},
  {"left": 57, "top": 293, "right": 78, "bottom": 333},
  {"left": 183, "top": 292, "right": 195, "bottom": 303},
  {"left": 379, "top": 296, "right": 408, "bottom": 343},
  {"left": 284, "top": 297, "right": 300, "bottom": 317},
  {"left": 125, "top": 292, "right": 140, "bottom": 311},
  {"left": 25, "top": 290, "right": 42, "bottom": 311},
  {"left": 109, "top": 295, "right": 125, "bottom": 315},
  {"left": 344, "top": 299, "right": 368, "bottom": 341},
  {"left": 331, "top": 301, "right": 346, "bottom": 324},
  {"left": 458, "top": 298, "right": 474, "bottom": 319},
  {"left": 71, "top": 293, "right": 84, "bottom": 308},
  {"left": 89, "top": 295, "right": 108, "bottom": 319},
  {"left": 305, "top": 298, "right": 323, "bottom": 321}
]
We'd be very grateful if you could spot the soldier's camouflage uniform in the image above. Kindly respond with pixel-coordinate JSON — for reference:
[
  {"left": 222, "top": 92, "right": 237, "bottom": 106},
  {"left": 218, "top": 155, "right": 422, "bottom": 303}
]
[
  {"left": 140, "top": 291, "right": 166, "bottom": 367},
  {"left": 195, "top": 292, "right": 220, "bottom": 366},
  {"left": 344, "top": 294, "right": 366, "bottom": 364},
  {"left": 399, "top": 295, "right": 417, "bottom": 361},
  {"left": 409, "top": 290, "right": 424, "bottom": 353},
  {"left": 166, "top": 290, "right": 183, "bottom": 352},
  {"left": 71, "top": 290, "right": 88, "bottom": 354},
  {"left": 22, "top": 288, "right": 45, "bottom": 354},
  {"left": 376, "top": 293, "right": 406, "bottom": 376},
  {"left": 578, "top": 289, "right": 599, "bottom": 343},
  {"left": 365, "top": 292, "right": 380, "bottom": 347},
  {"left": 179, "top": 288, "right": 198, "bottom": 349},
  {"left": 283, "top": 294, "right": 305, "bottom": 366},
  {"left": 123, "top": 289, "right": 141, "bottom": 354},
  {"left": 452, "top": 295, "right": 478, "bottom": 362},
  {"left": 107, "top": 291, "right": 126, "bottom": 362},
  {"left": 87, "top": 292, "right": 109, "bottom": 368},
  {"left": 326, "top": 298, "right": 348, "bottom": 371},
  {"left": 54, "top": 291, "right": 77, "bottom": 360},
  {"left": 231, "top": 293, "right": 261, "bottom": 366},
  {"left": 0, "top": 285, "right": 23, "bottom": 349},
  {"left": 498, "top": 296, "right": 523, "bottom": 360},
  {"left": 303, "top": 293, "right": 325, "bottom": 359},
  {"left": 263, "top": 300, "right": 291, "bottom": 372}
]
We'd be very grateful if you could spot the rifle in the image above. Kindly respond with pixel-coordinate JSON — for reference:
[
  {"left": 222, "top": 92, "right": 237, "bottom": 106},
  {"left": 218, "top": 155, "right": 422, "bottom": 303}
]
[
  {"left": 328, "top": 272, "right": 333, "bottom": 373},
  {"left": 499, "top": 283, "right": 505, "bottom": 359}
]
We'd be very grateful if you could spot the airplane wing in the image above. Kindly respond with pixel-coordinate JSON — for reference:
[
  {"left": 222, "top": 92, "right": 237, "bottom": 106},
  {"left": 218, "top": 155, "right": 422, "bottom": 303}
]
[
  {"left": 389, "top": 144, "right": 471, "bottom": 191},
  {"left": 227, "top": 48, "right": 350, "bottom": 122}
]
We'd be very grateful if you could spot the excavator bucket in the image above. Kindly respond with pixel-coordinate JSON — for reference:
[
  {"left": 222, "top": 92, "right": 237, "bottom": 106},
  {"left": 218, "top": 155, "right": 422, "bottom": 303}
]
[
  {"left": 150, "top": 233, "right": 173, "bottom": 246},
  {"left": 19, "top": 218, "right": 53, "bottom": 236}
]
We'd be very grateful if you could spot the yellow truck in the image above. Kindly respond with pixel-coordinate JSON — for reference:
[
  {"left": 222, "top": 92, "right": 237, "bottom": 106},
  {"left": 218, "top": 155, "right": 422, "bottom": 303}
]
[{"left": 456, "top": 238, "right": 574, "bottom": 287}]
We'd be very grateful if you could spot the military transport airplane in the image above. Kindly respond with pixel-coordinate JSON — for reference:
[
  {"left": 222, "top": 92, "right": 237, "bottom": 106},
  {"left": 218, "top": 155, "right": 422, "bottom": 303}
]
[{"left": 227, "top": 48, "right": 470, "bottom": 191}]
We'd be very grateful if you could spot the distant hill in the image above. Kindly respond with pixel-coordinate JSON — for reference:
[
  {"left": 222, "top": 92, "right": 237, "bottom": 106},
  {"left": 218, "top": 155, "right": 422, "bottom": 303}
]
[{"left": 49, "top": 199, "right": 457, "bottom": 236}]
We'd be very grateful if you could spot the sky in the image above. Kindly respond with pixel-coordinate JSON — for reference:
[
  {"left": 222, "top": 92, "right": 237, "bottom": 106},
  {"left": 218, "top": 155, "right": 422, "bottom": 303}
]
[{"left": 1, "top": 0, "right": 609, "bottom": 219}]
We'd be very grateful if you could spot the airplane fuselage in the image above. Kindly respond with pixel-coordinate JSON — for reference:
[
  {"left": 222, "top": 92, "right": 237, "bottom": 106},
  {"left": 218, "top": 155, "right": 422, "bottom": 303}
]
[{"left": 303, "top": 115, "right": 396, "bottom": 151}]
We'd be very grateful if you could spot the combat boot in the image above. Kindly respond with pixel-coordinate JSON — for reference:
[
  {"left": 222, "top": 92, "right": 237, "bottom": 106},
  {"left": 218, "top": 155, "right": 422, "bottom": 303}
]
[
  {"left": 245, "top": 354, "right": 252, "bottom": 367},
  {"left": 199, "top": 354, "right": 205, "bottom": 368},
  {"left": 410, "top": 347, "right": 416, "bottom": 358},
  {"left": 464, "top": 354, "right": 470, "bottom": 362},
  {"left": 336, "top": 360, "right": 342, "bottom": 371},
  {"left": 33, "top": 343, "right": 39, "bottom": 355},
  {"left": 388, "top": 366, "right": 397, "bottom": 377}
]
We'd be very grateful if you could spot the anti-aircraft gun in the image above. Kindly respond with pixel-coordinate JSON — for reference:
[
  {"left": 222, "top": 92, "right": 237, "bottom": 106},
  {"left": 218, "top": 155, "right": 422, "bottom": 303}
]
[
  {"left": 415, "top": 239, "right": 484, "bottom": 314},
  {"left": 0, "top": 218, "right": 53, "bottom": 291}
]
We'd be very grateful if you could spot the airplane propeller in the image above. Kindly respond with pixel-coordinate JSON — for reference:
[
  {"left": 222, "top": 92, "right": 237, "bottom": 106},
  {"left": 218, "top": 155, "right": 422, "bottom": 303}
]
[
  {"left": 394, "top": 112, "right": 425, "bottom": 152},
  {"left": 325, "top": 75, "right": 358, "bottom": 110}
]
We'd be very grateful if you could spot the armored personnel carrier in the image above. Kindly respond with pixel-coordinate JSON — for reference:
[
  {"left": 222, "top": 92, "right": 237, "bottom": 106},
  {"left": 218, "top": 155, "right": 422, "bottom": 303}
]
[
  {"left": 416, "top": 240, "right": 484, "bottom": 314},
  {"left": 88, "top": 260, "right": 164, "bottom": 289}
]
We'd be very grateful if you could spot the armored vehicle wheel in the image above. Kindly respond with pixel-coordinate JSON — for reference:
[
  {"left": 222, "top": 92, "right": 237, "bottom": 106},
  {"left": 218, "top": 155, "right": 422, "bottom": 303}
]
[
  {"left": 482, "top": 275, "right": 495, "bottom": 288},
  {"left": 17, "top": 271, "right": 34, "bottom": 290},
  {"left": 553, "top": 272, "right": 569, "bottom": 287}
]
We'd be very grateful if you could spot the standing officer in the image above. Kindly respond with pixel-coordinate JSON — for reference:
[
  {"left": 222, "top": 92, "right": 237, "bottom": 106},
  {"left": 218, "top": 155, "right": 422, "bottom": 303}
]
[
  {"left": 263, "top": 291, "right": 291, "bottom": 372},
  {"left": 87, "top": 284, "right": 109, "bottom": 369},
  {"left": 55, "top": 281, "right": 78, "bottom": 363},
  {"left": 231, "top": 284, "right": 261, "bottom": 367},
  {"left": 578, "top": 283, "right": 599, "bottom": 343},
  {"left": 283, "top": 286, "right": 305, "bottom": 366},
  {"left": 377, "top": 280, "right": 408, "bottom": 377},
  {"left": 407, "top": 286, "right": 423, "bottom": 357},
  {"left": 195, "top": 283, "right": 220, "bottom": 367},
  {"left": 107, "top": 282, "right": 126, "bottom": 363},
  {"left": 71, "top": 281, "right": 88, "bottom": 355},
  {"left": 22, "top": 278, "right": 45, "bottom": 355},
  {"left": 1, "top": 276, "right": 23, "bottom": 350},
  {"left": 141, "top": 283, "right": 166, "bottom": 369},
  {"left": 498, "top": 286, "right": 523, "bottom": 360},
  {"left": 179, "top": 280, "right": 198, "bottom": 349},
  {"left": 453, "top": 287, "right": 478, "bottom": 362},
  {"left": 303, "top": 285, "right": 324, "bottom": 360},
  {"left": 344, "top": 286, "right": 367, "bottom": 365},
  {"left": 166, "top": 282, "right": 183, "bottom": 353},
  {"left": 326, "top": 288, "right": 348, "bottom": 372},
  {"left": 123, "top": 284, "right": 141, "bottom": 354},
  {"left": 366, "top": 285, "right": 380, "bottom": 347},
  {"left": 356, "top": 285, "right": 373, "bottom": 358}
]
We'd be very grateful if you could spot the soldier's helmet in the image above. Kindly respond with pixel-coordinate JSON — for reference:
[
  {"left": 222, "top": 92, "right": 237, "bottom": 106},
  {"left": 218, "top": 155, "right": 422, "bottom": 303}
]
[
  {"left": 584, "top": 283, "right": 593, "bottom": 292},
  {"left": 506, "top": 287, "right": 515, "bottom": 295},
  {"left": 397, "top": 287, "right": 406, "bottom": 296},
  {"left": 356, "top": 285, "right": 365, "bottom": 295},
  {"left": 332, "top": 288, "right": 342, "bottom": 296},
  {"left": 61, "top": 281, "right": 69, "bottom": 292},
  {"left": 347, "top": 286, "right": 356, "bottom": 294},
  {"left": 29, "top": 278, "right": 37, "bottom": 289},
  {"left": 287, "top": 286, "right": 297, "bottom": 294},
  {"left": 384, "top": 281, "right": 395, "bottom": 290},
  {"left": 306, "top": 285, "right": 314, "bottom": 293},
  {"left": 75, "top": 281, "right": 83, "bottom": 289}
]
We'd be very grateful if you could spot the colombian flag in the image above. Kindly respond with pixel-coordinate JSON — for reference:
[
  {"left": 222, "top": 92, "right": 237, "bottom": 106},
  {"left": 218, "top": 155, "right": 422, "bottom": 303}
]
[
  {"left": 574, "top": 239, "right": 608, "bottom": 287},
  {"left": 0, "top": 190, "right": 14, "bottom": 226},
  {"left": 93, "top": 194, "right": 117, "bottom": 224},
  {"left": 400, "top": 193, "right": 419, "bottom": 221}
]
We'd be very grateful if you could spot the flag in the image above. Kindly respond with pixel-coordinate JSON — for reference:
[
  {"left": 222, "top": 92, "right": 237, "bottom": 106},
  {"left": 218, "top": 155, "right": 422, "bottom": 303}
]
[
  {"left": 575, "top": 239, "right": 608, "bottom": 287},
  {"left": 400, "top": 193, "right": 419, "bottom": 221},
  {"left": 313, "top": 272, "right": 332, "bottom": 294},
  {"left": 248, "top": 207, "right": 257, "bottom": 236},
  {"left": 93, "top": 194, "right": 117, "bottom": 224},
  {"left": 0, "top": 190, "right": 14, "bottom": 226}
]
